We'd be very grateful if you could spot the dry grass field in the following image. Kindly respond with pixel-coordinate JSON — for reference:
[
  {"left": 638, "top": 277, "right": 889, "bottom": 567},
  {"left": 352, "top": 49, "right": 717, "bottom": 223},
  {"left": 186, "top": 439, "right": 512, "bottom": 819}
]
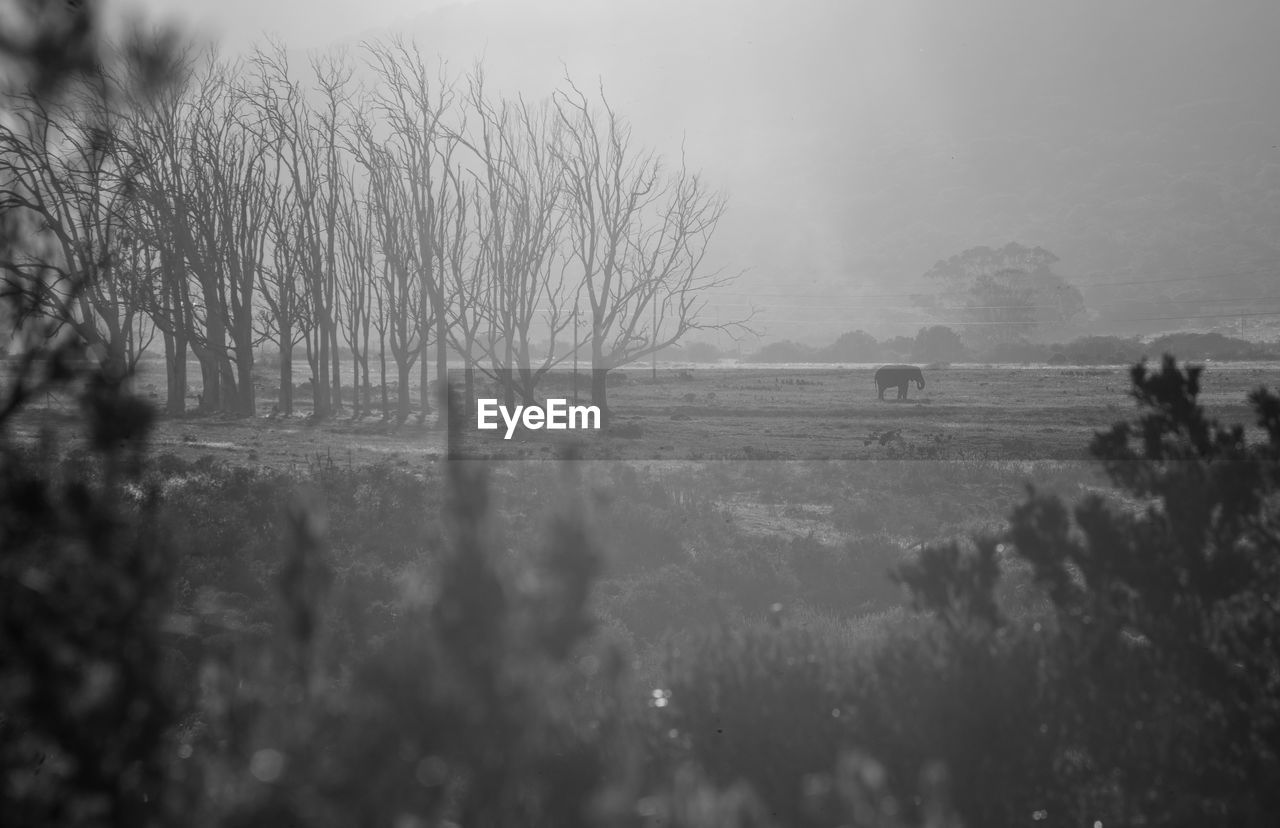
[
  {"left": 10, "top": 357, "right": 1272, "bottom": 562},
  {"left": 14, "top": 358, "right": 1273, "bottom": 466}
]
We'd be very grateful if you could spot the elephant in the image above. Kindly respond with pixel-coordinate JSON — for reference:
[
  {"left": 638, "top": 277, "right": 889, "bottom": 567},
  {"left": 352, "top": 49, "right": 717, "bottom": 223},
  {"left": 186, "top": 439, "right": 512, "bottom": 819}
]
[{"left": 874, "top": 364, "right": 925, "bottom": 400}]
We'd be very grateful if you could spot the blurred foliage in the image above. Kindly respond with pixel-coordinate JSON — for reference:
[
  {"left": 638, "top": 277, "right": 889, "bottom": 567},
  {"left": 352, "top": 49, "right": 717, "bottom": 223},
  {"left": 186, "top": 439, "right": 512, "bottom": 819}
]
[{"left": 0, "top": 382, "right": 176, "bottom": 825}]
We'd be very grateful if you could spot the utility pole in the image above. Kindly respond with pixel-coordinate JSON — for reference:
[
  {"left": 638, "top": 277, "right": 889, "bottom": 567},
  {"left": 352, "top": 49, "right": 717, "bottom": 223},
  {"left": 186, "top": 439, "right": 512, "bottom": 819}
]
[{"left": 573, "top": 300, "right": 580, "bottom": 405}]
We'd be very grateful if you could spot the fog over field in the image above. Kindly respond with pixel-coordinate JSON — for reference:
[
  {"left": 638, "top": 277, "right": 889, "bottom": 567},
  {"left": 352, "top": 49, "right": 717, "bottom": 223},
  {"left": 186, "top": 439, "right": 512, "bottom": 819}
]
[
  {"left": 120, "top": 0, "right": 1280, "bottom": 345},
  {"left": 5, "top": 3, "right": 1280, "bottom": 827}
]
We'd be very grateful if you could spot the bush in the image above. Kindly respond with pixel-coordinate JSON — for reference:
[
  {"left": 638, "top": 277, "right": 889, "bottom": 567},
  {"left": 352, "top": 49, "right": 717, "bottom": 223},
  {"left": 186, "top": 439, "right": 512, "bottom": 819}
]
[
  {"left": 818, "top": 330, "right": 884, "bottom": 362},
  {"left": 1146, "top": 330, "right": 1279, "bottom": 361},
  {"left": 911, "top": 326, "right": 969, "bottom": 363},
  {"left": 976, "top": 338, "right": 1050, "bottom": 363},
  {"left": 682, "top": 341, "right": 723, "bottom": 362},
  {"left": 892, "top": 355, "right": 1280, "bottom": 824},
  {"left": 1058, "top": 334, "right": 1145, "bottom": 365},
  {"left": 748, "top": 340, "right": 819, "bottom": 363},
  {"left": 1, "top": 383, "right": 180, "bottom": 825}
]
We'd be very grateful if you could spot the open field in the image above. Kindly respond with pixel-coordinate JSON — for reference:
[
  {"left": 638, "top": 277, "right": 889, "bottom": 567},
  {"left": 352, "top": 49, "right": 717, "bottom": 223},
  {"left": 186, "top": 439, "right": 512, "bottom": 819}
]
[
  {"left": 8, "top": 359, "right": 1264, "bottom": 573},
  {"left": 10, "top": 361, "right": 1275, "bottom": 466}
]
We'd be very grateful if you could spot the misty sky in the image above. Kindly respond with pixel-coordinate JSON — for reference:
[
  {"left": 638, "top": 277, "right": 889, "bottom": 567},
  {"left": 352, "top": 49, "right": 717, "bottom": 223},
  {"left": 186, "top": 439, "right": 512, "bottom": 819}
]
[{"left": 111, "top": 0, "right": 1280, "bottom": 344}]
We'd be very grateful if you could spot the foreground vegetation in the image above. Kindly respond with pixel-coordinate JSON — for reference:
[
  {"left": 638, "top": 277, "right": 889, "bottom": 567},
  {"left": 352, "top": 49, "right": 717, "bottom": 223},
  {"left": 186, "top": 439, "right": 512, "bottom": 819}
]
[{"left": 4, "top": 354, "right": 1280, "bottom": 826}]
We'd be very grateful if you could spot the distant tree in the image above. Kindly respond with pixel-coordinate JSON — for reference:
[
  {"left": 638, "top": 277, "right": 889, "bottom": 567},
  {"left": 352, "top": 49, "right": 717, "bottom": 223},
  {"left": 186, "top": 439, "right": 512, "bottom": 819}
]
[
  {"left": 0, "top": 72, "right": 153, "bottom": 385},
  {"left": 335, "top": 177, "right": 376, "bottom": 417},
  {"left": 683, "top": 340, "right": 722, "bottom": 362},
  {"left": 749, "top": 340, "right": 818, "bottom": 363},
  {"left": 911, "top": 326, "right": 968, "bottom": 363},
  {"left": 460, "top": 68, "right": 573, "bottom": 409},
  {"left": 362, "top": 38, "right": 457, "bottom": 421},
  {"left": 880, "top": 335, "right": 915, "bottom": 360},
  {"left": 358, "top": 134, "right": 423, "bottom": 420},
  {"left": 245, "top": 43, "right": 354, "bottom": 420},
  {"left": 1146, "top": 331, "right": 1279, "bottom": 362},
  {"left": 820, "top": 329, "right": 882, "bottom": 362},
  {"left": 915, "top": 242, "right": 1085, "bottom": 348},
  {"left": 1059, "top": 334, "right": 1144, "bottom": 365},
  {"left": 553, "top": 77, "right": 739, "bottom": 425},
  {"left": 977, "top": 338, "right": 1051, "bottom": 363}
]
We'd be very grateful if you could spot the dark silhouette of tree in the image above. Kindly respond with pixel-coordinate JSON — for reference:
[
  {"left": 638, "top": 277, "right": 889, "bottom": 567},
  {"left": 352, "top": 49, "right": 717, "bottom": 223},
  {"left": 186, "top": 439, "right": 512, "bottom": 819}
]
[{"left": 553, "top": 77, "right": 741, "bottom": 426}]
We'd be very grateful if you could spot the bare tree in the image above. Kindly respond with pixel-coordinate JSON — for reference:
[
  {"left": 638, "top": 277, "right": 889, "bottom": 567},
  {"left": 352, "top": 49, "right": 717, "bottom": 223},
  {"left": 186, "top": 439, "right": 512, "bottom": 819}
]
[
  {"left": 0, "top": 72, "right": 148, "bottom": 384},
  {"left": 439, "top": 164, "right": 484, "bottom": 411},
  {"left": 336, "top": 176, "right": 376, "bottom": 418},
  {"left": 365, "top": 37, "right": 458, "bottom": 423},
  {"left": 553, "top": 78, "right": 737, "bottom": 425},
  {"left": 121, "top": 53, "right": 268, "bottom": 416},
  {"left": 115, "top": 52, "right": 200, "bottom": 415},
  {"left": 246, "top": 41, "right": 352, "bottom": 420},
  {"left": 193, "top": 75, "right": 271, "bottom": 416},
  {"left": 461, "top": 72, "right": 573, "bottom": 409},
  {"left": 369, "top": 254, "right": 392, "bottom": 418},
  {"left": 356, "top": 129, "right": 422, "bottom": 421},
  {"left": 257, "top": 170, "right": 309, "bottom": 416}
]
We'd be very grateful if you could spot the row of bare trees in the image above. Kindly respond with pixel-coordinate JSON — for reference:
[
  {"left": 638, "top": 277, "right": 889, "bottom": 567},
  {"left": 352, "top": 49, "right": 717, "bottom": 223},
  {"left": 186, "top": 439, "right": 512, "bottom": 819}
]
[{"left": 0, "top": 38, "right": 737, "bottom": 425}]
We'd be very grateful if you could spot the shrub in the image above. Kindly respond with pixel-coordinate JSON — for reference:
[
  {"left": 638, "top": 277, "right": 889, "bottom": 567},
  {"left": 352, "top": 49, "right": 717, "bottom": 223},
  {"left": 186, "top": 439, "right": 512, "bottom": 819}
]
[
  {"left": 819, "top": 330, "right": 884, "bottom": 362},
  {"left": 1, "top": 381, "right": 181, "bottom": 825},
  {"left": 893, "top": 355, "right": 1280, "bottom": 825},
  {"left": 748, "top": 340, "right": 819, "bottom": 363},
  {"left": 1146, "top": 330, "right": 1279, "bottom": 361},
  {"left": 911, "top": 326, "right": 969, "bottom": 363}
]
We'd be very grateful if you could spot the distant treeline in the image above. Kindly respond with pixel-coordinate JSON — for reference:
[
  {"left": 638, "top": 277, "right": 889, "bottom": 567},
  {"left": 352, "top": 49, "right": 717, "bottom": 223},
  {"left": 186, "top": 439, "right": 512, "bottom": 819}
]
[{"left": 678, "top": 327, "right": 1280, "bottom": 365}]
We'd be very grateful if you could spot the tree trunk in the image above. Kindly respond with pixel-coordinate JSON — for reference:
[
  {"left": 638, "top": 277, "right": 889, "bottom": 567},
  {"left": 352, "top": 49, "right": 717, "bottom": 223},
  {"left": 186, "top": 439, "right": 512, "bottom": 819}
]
[
  {"left": 330, "top": 319, "right": 343, "bottom": 415},
  {"left": 379, "top": 332, "right": 388, "bottom": 418},
  {"left": 279, "top": 332, "right": 293, "bottom": 416},
  {"left": 591, "top": 367, "right": 610, "bottom": 428},
  {"left": 502, "top": 341, "right": 516, "bottom": 411},
  {"left": 361, "top": 327, "right": 371, "bottom": 415},
  {"left": 419, "top": 329, "right": 431, "bottom": 417},
  {"left": 195, "top": 349, "right": 219, "bottom": 414},
  {"left": 314, "top": 313, "right": 331, "bottom": 420},
  {"left": 163, "top": 329, "right": 187, "bottom": 416},
  {"left": 398, "top": 360, "right": 412, "bottom": 422},
  {"left": 349, "top": 345, "right": 361, "bottom": 419},
  {"left": 219, "top": 361, "right": 238, "bottom": 415},
  {"left": 236, "top": 348, "right": 254, "bottom": 417},
  {"left": 464, "top": 364, "right": 475, "bottom": 418},
  {"left": 434, "top": 300, "right": 448, "bottom": 425}
]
